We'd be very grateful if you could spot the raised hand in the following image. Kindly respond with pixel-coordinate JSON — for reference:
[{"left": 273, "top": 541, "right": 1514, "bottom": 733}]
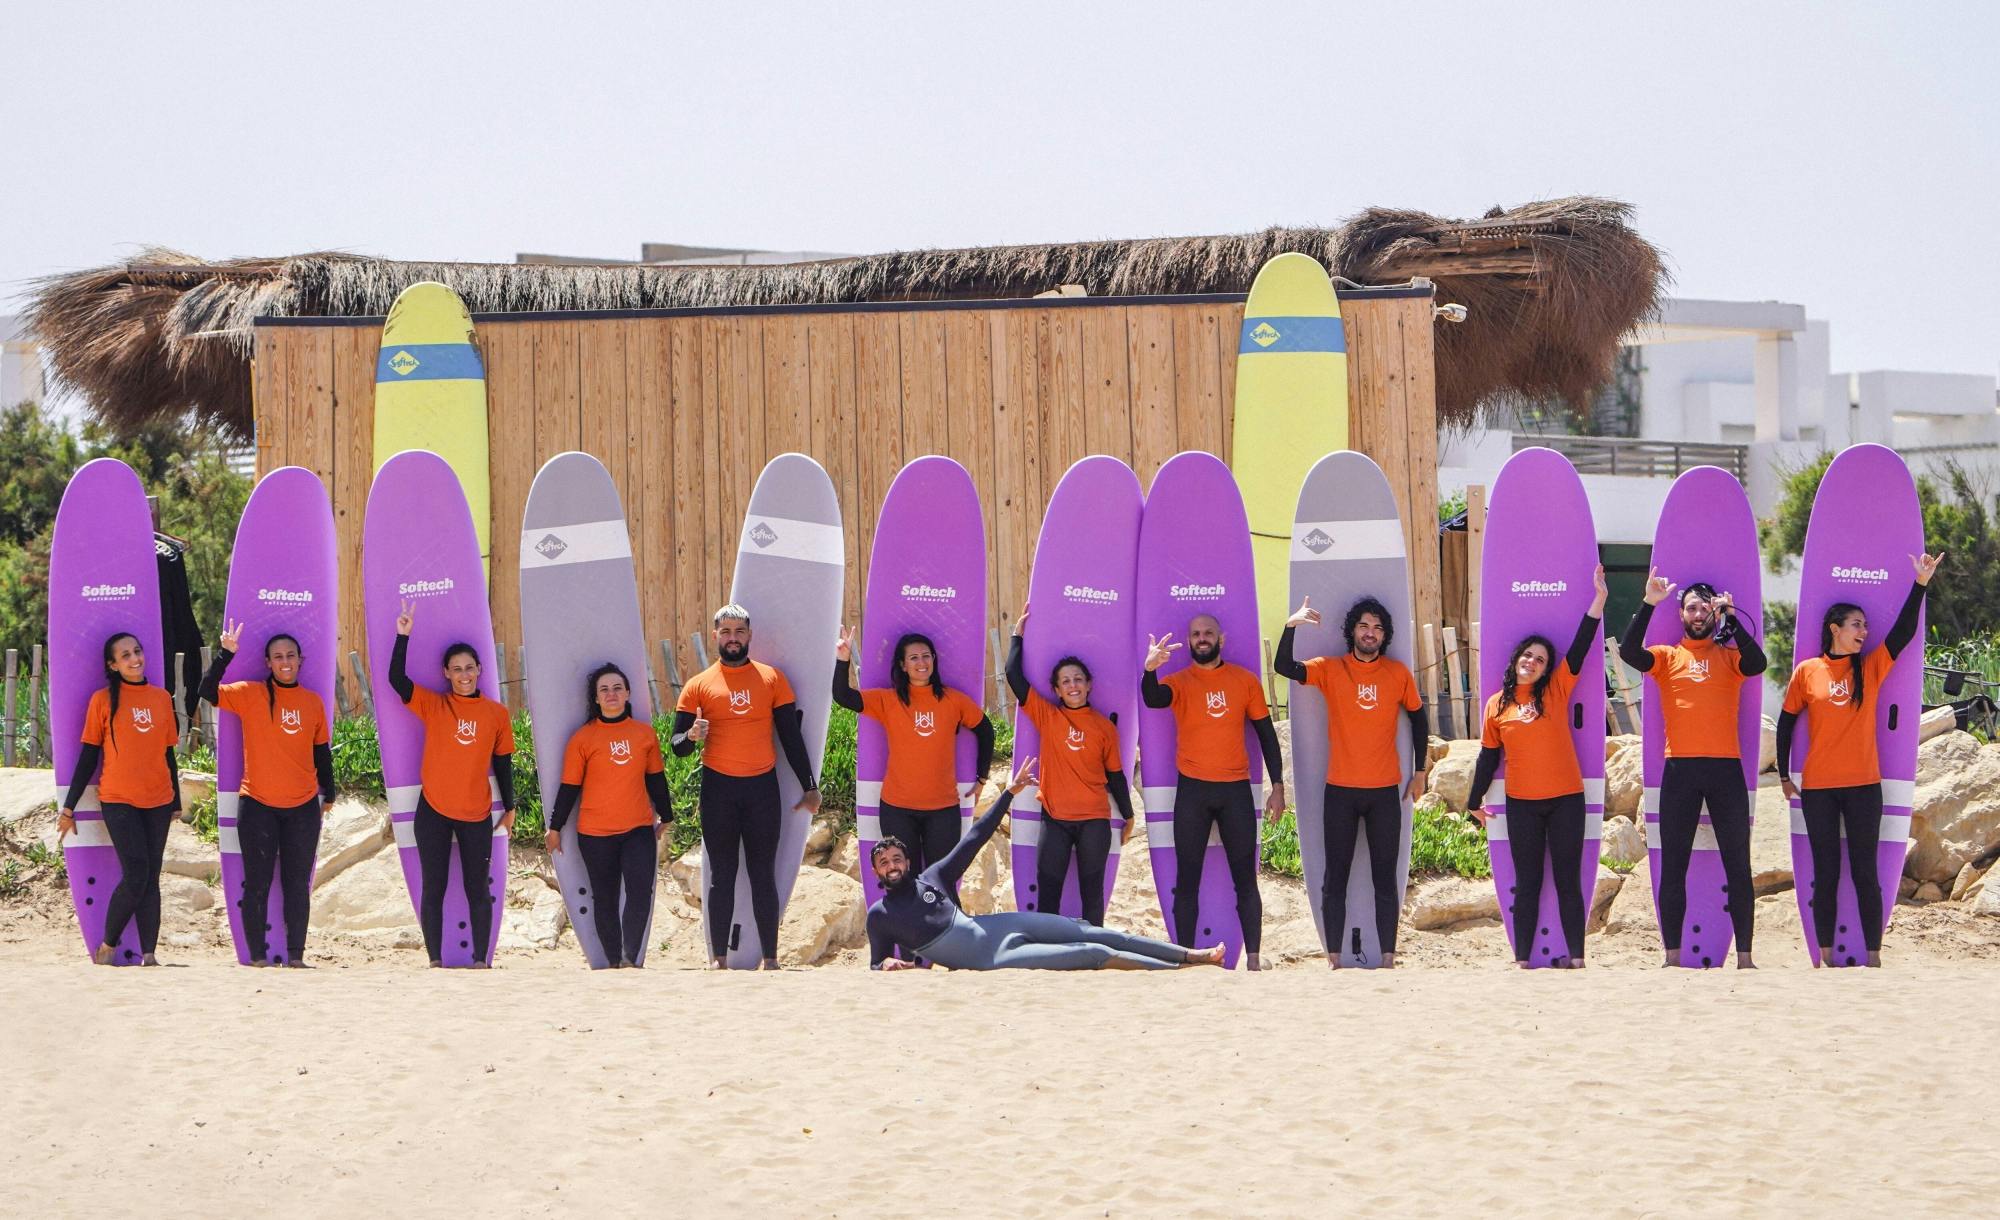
[
  {"left": 1912, "top": 551, "right": 1944, "bottom": 586},
  {"left": 1144, "top": 632, "right": 1183, "bottom": 673},
  {"left": 1007, "top": 758, "right": 1039, "bottom": 795},
  {"left": 1642, "top": 567, "right": 1675, "bottom": 606},
  {"left": 1285, "top": 598, "right": 1321, "bottom": 629},
  {"left": 688, "top": 715, "right": 710, "bottom": 742},
  {"left": 219, "top": 617, "right": 245, "bottom": 652},
  {"left": 396, "top": 599, "right": 414, "bottom": 636},
  {"left": 835, "top": 624, "right": 856, "bottom": 663},
  {"left": 1590, "top": 564, "right": 1609, "bottom": 615},
  {"left": 1012, "top": 603, "right": 1031, "bottom": 637}
]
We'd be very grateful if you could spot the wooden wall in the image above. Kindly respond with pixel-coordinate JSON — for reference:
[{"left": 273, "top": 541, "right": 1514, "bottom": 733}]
[{"left": 250, "top": 291, "right": 1442, "bottom": 702}]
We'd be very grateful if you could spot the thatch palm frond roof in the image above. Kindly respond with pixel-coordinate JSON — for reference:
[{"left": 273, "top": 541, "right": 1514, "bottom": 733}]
[{"left": 28, "top": 196, "right": 1665, "bottom": 437}]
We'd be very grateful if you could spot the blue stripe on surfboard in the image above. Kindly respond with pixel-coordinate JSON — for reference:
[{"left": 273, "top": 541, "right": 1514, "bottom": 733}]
[
  {"left": 1237, "top": 315, "right": 1346, "bottom": 355},
  {"left": 374, "top": 343, "right": 485, "bottom": 382}
]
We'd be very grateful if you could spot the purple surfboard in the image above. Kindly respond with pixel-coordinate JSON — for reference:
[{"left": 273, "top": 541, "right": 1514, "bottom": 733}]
[
  {"left": 1789, "top": 443, "right": 1922, "bottom": 967},
  {"left": 1640, "top": 466, "right": 1761, "bottom": 967},
  {"left": 1288, "top": 451, "right": 1416, "bottom": 967},
  {"left": 1479, "top": 447, "right": 1605, "bottom": 967},
  {"left": 856, "top": 457, "right": 988, "bottom": 913},
  {"left": 1011, "top": 456, "right": 1142, "bottom": 918},
  {"left": 215, "top": 467, "right": 338, "bottom": 965},
  {"left": 49, "top": 458, "right": 163, "bottom": 965},
  {"left": 1136, "top": 452, "right": 1263, "bottom": 966},
  {"left": 364, "top": 449, "right": 507, "bottom": 967}
]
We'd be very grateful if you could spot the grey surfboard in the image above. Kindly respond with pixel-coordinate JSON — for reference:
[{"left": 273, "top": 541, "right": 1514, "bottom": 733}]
[
  {"left": 1287, "top": 451, "right": 1416, "bottom": 967},
  {"left": 708, "top": 453, "right": 845, "bottom": 968},
  {"left": 520, "top": 452, "right": 655, "bottom": 969}
]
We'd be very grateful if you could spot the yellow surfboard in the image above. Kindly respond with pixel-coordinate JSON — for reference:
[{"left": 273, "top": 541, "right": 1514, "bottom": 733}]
[
  {"left": 375, "top": 282, "right": 491, "bottom": 574},
  {"left": 1231, "top": 252, "right": 1349, "bottom": 665}
]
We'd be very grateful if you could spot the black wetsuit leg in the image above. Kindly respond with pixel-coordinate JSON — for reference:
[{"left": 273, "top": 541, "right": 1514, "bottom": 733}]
[
  {"left": 237, "top": 796, "right": 281, "bottom": 962},
  {"left": 274, "top": 799, "right": 322, "bottom": 960},
  {"left": 101, "top": 802, "right": 174, "bottom": 953},
  {"left": 1322, "top": 784, "right": 1403, "bottom": 958},
  {"left": 1171, "top": 776, "right": 1262, "bottom": 952},
  {"left": 700, "top": 768, "right": 784, "bottom": 959}
]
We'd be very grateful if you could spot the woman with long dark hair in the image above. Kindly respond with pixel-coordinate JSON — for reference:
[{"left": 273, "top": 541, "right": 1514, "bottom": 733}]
[
  {"left": 56, "top": 632, "right": 182, "bottom": 966},
  {"left": 544, "top": 662, "right": 673, "bottom": 968},
  {"left": 1004, "top": 604, "right": 1136, "bottom": 927},
  {"left": 832, "top": 627, "right": 996, "bottom": 887},
  {"left": 388, "top": 599, "right": 518, "bottom": 968},
  {"left": 198, "top": 619, "right": 335, "bottom": 966},
  {"left": 1776, "top": 551, "right": 1940, "bottom": 967},
  {"left": 1467, "top": 566, "right": 1608, "bottom": 968}
]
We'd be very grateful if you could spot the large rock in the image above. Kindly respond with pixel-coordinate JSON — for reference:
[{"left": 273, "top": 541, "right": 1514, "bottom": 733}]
[
  {"left": 1952, "top": 860, "right": 1988, "bottom": 903},
  {"left": 1427, "top": 735, "right": 1452, "bottom": 767},
  {"left": 1427, "top": 740, "right": 1484, "bottom": 813},
  {"left": 668, "top": 847, "right": 703, "bottom": 908},
  {"left": 804, "top": 816, "right": 837, "bottom": 865},
  {"left": 1605, "top": 733, "right": 1641, "bottom": 762},
  {"left": 161, "top": 873, "right": 215, "bottom": 915},
  {"left": 1759, "top": 714, "right": 1778, "bottom": 774},
  {"left": 498, "top": 873, "right": 568, "bottom": 951},
  {"left": 0, "top": 767, "right": 54, "bottom": 825},
  {"left": 313, "top": 800, "right": 391, "bottom": 889},
  {"left": 1605, "top": 856, "right": 1657, "bottom": 937},
  {"left": 1912, "top": 881, "right": 1946, "bottom": 904},
  {"left": 1600, "top": 816, "right": 1646, "bottom": 868},
  {"left": 1404, "top": 876, "right": 1500, "bottom": 930},
  {"left": 311, "top": 846, "right": 417, "bottom": 938},
  {"left": 778, "top": 867, "right": 866, "bottom": 965},
  {"left": 1909, "top": 731, "right": 2000, "bottom": 883},
  {"left": 956, "top": 827, "right": 1013, "bottom": 916},
  {"left": 161, "top": 820, "right": 219, "bottom": 883},
  {"left": 178, "top": 769, "right": 217, "bottom": 807},
  {"left": 1588, "top": 864, "right": 1623, "bottom": 933},
  {"left": 829, "top": 833, "right": 860, "bottom": 883},
  {"left": 1604, "top": 739, "right": 1642, "bottom": 817},
  {"left": 1918, "top": 704, "right": 1958, "bottom": 744},
  {"left": 1971, "top": 875, "right": 2000, "bottom": 918}
]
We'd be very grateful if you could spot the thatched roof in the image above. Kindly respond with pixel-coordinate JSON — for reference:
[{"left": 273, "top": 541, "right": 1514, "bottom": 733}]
[{"left": 29, "top": 196, "right": 1664, "bottom": 437}]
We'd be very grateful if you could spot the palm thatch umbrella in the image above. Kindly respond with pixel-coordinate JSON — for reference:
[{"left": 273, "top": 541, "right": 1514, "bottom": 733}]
[{"left": 28, "top": 196, "right": 1665, "bottom": 439}]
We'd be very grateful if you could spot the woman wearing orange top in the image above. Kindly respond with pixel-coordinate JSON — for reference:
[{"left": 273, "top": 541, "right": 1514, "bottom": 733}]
[
  {"left": 198, "top": 619, "right": 335, "bottom": 967},
  {"left": 831, "top": 626, "right": 996, "bottom": 890},
  {"left": 1776, "top": 552, "right": 1940, "bottom": 968},
  {"left": 388, "top": 600, "right": 518, "bottom": 969},
  {"left": 1467, "top": 566, "right": 1608, "bottom": 969},
  {"left": 57, "top": 632, "right": 182, "bottom": 966},
  {"left": 1004, "top": 604, "right": 1136, "bottom": 927},
  {"left": 544, "top": 663, "right": 674, "bottom": 969}
]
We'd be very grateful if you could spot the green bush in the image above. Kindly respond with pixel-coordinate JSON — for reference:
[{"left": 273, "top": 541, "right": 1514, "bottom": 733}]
[
  {"left": 186, "top": 794, "right": 219, "bottom": 844},
  {"left": 330, "top": 716, "right": 385, "bottom": 798},
  {"left": 1260, "top": 810, "right": 1303, "bottom": 879},
  {"left": 1409, "top": 794, "right": 1492, "bottom": 879}
]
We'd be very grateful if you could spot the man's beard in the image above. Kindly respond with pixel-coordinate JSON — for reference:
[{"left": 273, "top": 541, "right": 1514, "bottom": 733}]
[
  {"left": 1190, "top": 641, "right": 1220, "bottom": 664},
  {"left": 1353, "top": 641, "right": 1381, "bottom": 660},
  {"left": 1684, "top": 616, "right": 1716, "bottom": 640},
  {"left": 720, "top": 641, "right": 749, "bottom": 663}
]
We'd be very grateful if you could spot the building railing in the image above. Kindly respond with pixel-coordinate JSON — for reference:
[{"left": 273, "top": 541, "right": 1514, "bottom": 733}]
[{"left": 1513, "top": 434, "right": 1748, "bottom": 480}]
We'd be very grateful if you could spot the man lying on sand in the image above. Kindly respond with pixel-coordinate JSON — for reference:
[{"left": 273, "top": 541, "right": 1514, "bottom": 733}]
[{"left": 866, "top": 760, "right": 1225, "bottom": 971}]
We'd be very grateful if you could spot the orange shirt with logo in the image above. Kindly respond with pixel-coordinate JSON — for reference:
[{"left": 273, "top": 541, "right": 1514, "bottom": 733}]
[
  {"left": 561, "top": 716, "right": 666, "bottom": 835},
  {"left": 1783, "top": 649, "right": 1895, "bottom": 789},
  {"left": 1305, "top": 654, "right": 1421, "bottom": 790},
  {"left": 82, "top": 683, "right": 181, "bottom": 807},
  {"left": 1023, "top": 690, "right": 1121, "bottom": 821},
  {"left": 1645, "top": 638, "right": 1746, "bottom": 759},
  {"left": 217, "top": 680, "right": 330, "bottom": 807},
  {"left": 676, "top": 661, "right": 796, "bottom": 778},
  {"left": 1160, "top": 662, "right": 1270, "bottom": 783},
  {"left": 1480, "top": 662, "right": 1583, "bottom": 801},
  {"left": 408, "top": 685, "right": 515, "bottom": 822},
  {"left": 860, "top": 684, "right": 985, "bottom": 810}
]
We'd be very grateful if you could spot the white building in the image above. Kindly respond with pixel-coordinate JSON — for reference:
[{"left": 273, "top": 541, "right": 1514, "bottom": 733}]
[{"left": 0, "top": 315, "right": 43, "bottom": 407}]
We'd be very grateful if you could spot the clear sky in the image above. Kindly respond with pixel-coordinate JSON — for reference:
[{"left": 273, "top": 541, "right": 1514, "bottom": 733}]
[{"left": 3, "top": 1, "right": 1994, "bottom": 375}]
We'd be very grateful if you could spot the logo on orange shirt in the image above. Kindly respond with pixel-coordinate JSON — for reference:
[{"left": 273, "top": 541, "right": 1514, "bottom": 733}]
[
  {"left": 454, "top": 718, "right": 478, "bottom": 746},
  {"left": 1688, "top": 658, "right": 1710, "bottom": 684},
  {"left": 1356, "top": 683, "right": 1379, "bottom": 710},
  {"left": 728, "top": 689, "right": 753, "bottom": 715},
  {"left": 609, "top": 739, "right": 632, "bottom": 764},
  {"left": 1204, "top": 690, "right": 1229, "bottom": 718},
  {"left": 914, "top": 710, "right": 937, "bottom": 736},
  {"left": 1065, "top": 725, "right": 1087, "bottom": 751},
  {"left": 280, "top": 707, "right": 303, "bottom": 734},
  {"left": 1514, "top": 703, "right": 1541, "bottom": 725},
  {"left": 1829, "top": 677, "right": 1852, "bottom": 707},
  {"left": 130, "top": 706, "right": 155, "bottom": 733}
]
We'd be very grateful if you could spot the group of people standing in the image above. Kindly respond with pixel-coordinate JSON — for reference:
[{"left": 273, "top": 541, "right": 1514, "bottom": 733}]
[{"left": 54, "top": 549, "right": 1942, "bottom": 973}]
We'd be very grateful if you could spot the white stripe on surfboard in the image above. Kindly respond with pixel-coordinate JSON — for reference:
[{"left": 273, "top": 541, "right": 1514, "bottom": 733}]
[
  {"left": 388, "top": 784, "right": 421, "bottom": 815},
  {"left": 54, "top": 782, "right": 100, "bottom": 813},
  {"left": 64, "top": 819, "right": 113, "bottom": 849},
  {"left": 1585, "top": 812, "right": 1603, "bottom": 841},
  {"left": 1141, "top": 786, "right": 1176, "bottom": 813},
  {"left": 855, "top": 780, "right": 884, "bottom": 806},
  {"left": 519, "top": 518, "right": 632, "bottom": 569},
  {"left": 1786, "top": 809, "right": 1914, "bottom": 843},
  {"left": 1486, "top": 814, "right": 1508, "bottom": 842},
  {"left": 857, "top": 813, "right": 883, "bottom": 840},
  {"left": 393, "top": 819, "right": 416, "bottom": 849},
  {"left": 1291, "top": 517, "right": 1405, "bottom": 562},
  {"left": 220, "top": 824, "right": 242, "bottom": 855},
  {"left": 1584, "top": 778, "right": 1606, "bottom": 805},
  {"left": 1013, "top": 817, "right": 1040, "bottom": 847},
  {"left": 1882, "top": 779, "right": 1915, "bottom": 806},
  {"left": 738, "top": 515, "right": 843, "bottom": 566}
]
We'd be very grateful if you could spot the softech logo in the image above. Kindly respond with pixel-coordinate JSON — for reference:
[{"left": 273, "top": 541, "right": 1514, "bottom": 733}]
[
  {"left": 1250, "top": 321, "right": 1281, "bottom": 347},
  {"left": 1301, "top": 529, "right": 1334, "bottom": 555},
  {"left": 748, "top": 521, "right": 779, "bottom": 549},
  {"left": 1063, "top": 584, "right": 1119, "bottom": 605},
  {"left": 1832, "top": 564, "right": 1890, "bottom": 584},
  {"left": 1511, "top": 578, "right": 1567, "bottom": 599},
  {"left": 81, "top": 583, "right": 138, "bottom": 602},
  {"left": 534, "top": 534, "right": 568, "bottom": 561},
  {"left": 902, "top": 583, "right": 956, "bottom": 604},
  {"left": 257, "top": 587, "right": 314, "bottom": 605},
  {"left": 388, "top": 350, "right": 419, "bottom": 377},
  {"left": 399, "top": 578, "right": 454, "bottom": 599},
  {"left": 1171, "top": 583, "right": 1225, "bottom": 601}
]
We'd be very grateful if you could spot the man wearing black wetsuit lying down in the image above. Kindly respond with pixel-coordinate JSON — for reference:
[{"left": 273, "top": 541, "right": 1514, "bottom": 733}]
[{"left": 866, "top": 760, "right": 1225, "bottom": 972}]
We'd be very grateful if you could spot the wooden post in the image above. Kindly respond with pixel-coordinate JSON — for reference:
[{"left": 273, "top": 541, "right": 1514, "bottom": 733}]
[
  {"left": 348, "top": 650, "right": 375, "bottom": 720},
  {"left": 1604, "top": 637, "right": 1641, "bottom": 735},
  {"left": 1466, "top": 622, "right": 1481, "bottom": 734},
  {"left": 1441, "top": 626, "right": 1466, "bottom": 743},
  {"left": 1418, "top": 623, "right": 1445, "bottom": 736},
  {"left": 3, "top": 648, "right": 16, "bottom": 767},
  {"left": 659, "top": 640, "right": 683, "bottom": 689},
  {"left": 1262, "top": 636, "right": 1279, "bottom": 717},
  {"left": 28, "top": 644, "right": 44, "bottom": 766},
  {"left": 199, "top": 646, "right": 217, "bottom": 744},
  {"left": 1466, "top": 484, "right": 1487, "bottom": 630},
  {"left": 691, "top": 632, "right": 710, "bottom": 670},
  {"left": 988, "top": 627, "right": 1006, "bottom": 715},
  {"left": 171, "top": 651, "right": 188, "bottom": 744},
  {"left": 334, "top": 671, "right": 350, "bottom": 719}
]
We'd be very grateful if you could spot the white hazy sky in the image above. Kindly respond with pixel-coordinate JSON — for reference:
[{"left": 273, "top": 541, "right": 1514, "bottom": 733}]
[{"left": 3, "top": 1, "right": 1994, "bottom": 376}]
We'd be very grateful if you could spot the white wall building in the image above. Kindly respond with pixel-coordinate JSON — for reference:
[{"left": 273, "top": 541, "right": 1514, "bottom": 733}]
[{"left": 0, "top": 315, "right": 43, "bottom": 407}]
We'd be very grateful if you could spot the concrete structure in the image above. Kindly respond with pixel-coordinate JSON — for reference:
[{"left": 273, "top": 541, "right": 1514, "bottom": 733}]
[{"left": 0, "top": 315, "right": 43, "bottom": 407}]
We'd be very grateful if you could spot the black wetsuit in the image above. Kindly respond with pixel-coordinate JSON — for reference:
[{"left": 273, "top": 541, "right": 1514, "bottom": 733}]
[{"left": 548, "top": 709, "right": 676, "bottom": 967}]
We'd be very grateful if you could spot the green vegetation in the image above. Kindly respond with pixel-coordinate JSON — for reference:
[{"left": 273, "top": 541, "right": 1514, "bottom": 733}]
[
  {"left": 1260, "top": 810, "right": 1302, "bottom": 878},
  {"left": 0, "top": 858, "right": 25, "bottom": 900},
  {"left": 1438, "top": 490, "right": 1467, "bottom": 525},
  {"left": 186, "top": 794, "right": 219, "bottom": 844},
  {"left": 1409, "top": 794, "right": 1492, "bottom": 879},
  {"left": 26, "top": 839, "right": 65, "bottom": 884}
]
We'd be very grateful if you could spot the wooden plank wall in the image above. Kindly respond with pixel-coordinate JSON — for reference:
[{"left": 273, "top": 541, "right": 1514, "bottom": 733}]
[{"left": 252, "top": 295, "right": 1442, "bottom": 700}]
